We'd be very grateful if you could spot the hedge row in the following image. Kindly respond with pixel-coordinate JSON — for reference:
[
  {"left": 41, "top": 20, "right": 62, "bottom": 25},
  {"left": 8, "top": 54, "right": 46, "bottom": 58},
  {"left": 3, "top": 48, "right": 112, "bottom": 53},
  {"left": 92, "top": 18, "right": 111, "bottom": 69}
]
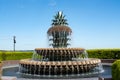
[
  {"left": 0, "top": 49, "right": 120, "bottom": 61},
  {"left": 87, "top": 49, "right": 120, "bottom": 59},
  {"left": 0, "top": 51, "right": 33, "bottom": 61},
  {"left": 112, "top": 60, "right": 120, "bottom": 80}
]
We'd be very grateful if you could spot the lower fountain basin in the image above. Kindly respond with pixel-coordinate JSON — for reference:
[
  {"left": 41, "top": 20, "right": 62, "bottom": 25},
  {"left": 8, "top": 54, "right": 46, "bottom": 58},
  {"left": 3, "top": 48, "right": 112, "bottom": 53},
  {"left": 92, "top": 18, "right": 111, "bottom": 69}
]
[{"left": 2, "top": 64, "right": 111, "bottom": 79}]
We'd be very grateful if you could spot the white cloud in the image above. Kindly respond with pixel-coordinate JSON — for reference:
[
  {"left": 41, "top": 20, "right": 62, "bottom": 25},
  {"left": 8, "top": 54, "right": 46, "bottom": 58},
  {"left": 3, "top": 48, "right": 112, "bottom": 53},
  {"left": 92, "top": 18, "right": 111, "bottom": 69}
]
[{"left": 49, "top": 0, "right": 57, "bottom": 7}]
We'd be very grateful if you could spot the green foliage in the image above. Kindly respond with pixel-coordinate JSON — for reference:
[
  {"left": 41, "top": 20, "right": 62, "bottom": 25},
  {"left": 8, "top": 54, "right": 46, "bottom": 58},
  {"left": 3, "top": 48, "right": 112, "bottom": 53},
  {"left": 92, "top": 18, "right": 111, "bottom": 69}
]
[
  {"left": 87, "top": 49, "right": 120, "bottom": 59},
  {"left": 0, "top": 49, "right": 120, "bottom": 61},
  {"left": 52, "top": 11, "right": 68, "bottom": 26},
  {"left": 0, "top": 51, "right": 33, "bottom": 61},
  {"left": 112, "top": 60, "right": 120, "bottom": 80}
]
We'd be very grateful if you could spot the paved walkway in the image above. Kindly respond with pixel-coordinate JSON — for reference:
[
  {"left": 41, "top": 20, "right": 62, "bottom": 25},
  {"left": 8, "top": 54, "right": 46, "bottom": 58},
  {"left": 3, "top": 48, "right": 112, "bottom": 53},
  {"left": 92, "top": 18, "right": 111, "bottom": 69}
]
[
  {"left": 2, "top": 76, "right": 17, "bottom": 80},
  {"left": 2, "top": 60, "right": 19, "bottom": 67}
]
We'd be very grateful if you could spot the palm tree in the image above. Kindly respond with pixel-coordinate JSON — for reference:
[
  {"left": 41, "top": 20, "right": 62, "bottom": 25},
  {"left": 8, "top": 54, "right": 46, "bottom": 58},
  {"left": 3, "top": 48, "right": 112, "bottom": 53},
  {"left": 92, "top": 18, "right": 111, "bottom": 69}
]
[{"left": 47, "top": 11, "right": 72, "bottom": 48}]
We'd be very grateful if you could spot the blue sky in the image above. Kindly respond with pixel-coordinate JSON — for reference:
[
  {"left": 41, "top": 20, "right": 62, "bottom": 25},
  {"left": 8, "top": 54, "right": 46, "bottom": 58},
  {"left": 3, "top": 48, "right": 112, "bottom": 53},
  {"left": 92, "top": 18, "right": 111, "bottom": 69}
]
[{"left": 0, "top": 0, "right": 120, "bottom": 50}]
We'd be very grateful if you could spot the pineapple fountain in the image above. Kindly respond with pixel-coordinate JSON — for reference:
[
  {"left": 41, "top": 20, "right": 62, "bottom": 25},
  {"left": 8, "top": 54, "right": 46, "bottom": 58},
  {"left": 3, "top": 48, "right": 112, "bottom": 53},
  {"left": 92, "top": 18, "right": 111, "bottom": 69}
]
[{"left": 19, "top": 11, "right": 103, "bottom": 78}]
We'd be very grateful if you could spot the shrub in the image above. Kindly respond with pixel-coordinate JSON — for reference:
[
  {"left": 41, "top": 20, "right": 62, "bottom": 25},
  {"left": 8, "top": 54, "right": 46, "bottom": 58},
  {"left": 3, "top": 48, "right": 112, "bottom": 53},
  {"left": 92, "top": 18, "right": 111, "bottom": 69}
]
[
  {"left": 87, "top": 49, "right": 120, "bottom": 59},
  {"left": 0, "top": 49, "right": 120, "bottom": 61},
  {"left": 0, "top": 51, "right": 33, "bottom": 61},
  {"left": 112, "top": 60, "right": 120, "bottom": 80},
  {"left": 0, "top": 61, "right": 1, "bottom": 80}
]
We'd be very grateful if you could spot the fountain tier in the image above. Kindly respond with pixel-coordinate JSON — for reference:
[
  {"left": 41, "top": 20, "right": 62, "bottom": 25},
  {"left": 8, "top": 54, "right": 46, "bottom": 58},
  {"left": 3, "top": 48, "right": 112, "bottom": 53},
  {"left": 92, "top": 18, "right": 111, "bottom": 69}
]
[
  {"left": 20, "top": 58, "right": 101, "bottom": 75},
  {"left": 33, "top": 48, "right": 87, "bottom": 61}
]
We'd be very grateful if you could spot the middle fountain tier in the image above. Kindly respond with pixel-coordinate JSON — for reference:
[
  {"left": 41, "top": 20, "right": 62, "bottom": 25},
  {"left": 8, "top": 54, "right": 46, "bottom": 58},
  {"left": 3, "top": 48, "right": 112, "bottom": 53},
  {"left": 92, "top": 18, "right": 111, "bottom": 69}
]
[{"left": 33, "top": 48, "right": 87, "bottom": 61}]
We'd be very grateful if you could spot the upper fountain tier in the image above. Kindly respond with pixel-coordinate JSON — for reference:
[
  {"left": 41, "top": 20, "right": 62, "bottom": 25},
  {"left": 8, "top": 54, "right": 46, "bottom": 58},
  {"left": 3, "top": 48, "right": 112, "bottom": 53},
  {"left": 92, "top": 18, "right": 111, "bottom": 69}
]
[{"left": 47, "top": 11, "right": 72, "bottom": 48}]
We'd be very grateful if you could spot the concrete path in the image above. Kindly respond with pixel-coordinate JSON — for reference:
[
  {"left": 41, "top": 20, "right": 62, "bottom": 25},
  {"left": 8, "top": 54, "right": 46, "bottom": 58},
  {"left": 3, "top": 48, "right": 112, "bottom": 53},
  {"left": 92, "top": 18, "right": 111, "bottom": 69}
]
[{"left": 2, "top": 76, "right": 17, "bottom": 80}]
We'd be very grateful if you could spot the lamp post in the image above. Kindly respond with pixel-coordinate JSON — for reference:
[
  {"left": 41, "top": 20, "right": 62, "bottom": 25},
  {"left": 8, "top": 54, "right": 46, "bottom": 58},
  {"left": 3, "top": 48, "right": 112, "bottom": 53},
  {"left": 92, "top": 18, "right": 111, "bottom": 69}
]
[{"left": 13, "top": 36, "right": 16, "bottom": 51}]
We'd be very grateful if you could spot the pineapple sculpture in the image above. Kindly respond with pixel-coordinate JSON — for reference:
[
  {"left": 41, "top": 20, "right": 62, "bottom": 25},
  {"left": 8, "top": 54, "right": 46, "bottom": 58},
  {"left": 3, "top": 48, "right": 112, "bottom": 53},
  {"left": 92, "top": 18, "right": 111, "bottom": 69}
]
[{"left": 47, "top": 11, "right": 72, "bottom": 48}]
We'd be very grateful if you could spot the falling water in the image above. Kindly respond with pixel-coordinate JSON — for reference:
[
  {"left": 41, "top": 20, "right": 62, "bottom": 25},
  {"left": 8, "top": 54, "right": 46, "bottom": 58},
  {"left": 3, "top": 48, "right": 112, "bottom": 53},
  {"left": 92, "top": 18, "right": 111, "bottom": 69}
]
[{"left": 19, "top": 48, "right": 104, "bottom": 78}]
